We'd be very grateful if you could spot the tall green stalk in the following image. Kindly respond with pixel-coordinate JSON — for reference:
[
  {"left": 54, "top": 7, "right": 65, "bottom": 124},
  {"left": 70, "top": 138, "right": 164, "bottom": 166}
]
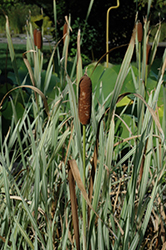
[
  {"left": 82, "top": 124, "right": 86, "bottom": 249},
  {"left": 138, "top": 42, "right": 141, "bottom": 85}
]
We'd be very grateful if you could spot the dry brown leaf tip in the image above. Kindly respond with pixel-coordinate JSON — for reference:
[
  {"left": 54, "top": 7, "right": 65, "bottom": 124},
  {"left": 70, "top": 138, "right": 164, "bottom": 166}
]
[{"left": 78, "top": 74, "right": 92, "bottom": 125}]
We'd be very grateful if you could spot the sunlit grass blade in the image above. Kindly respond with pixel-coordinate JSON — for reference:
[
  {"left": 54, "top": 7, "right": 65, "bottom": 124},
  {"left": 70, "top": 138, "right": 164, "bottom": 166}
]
[
  {"left": 106, "top": 115, "right": 115, "bottom": 171},
  {"left": 68, "top": 163, "right": 80, "bottom": 250},
  {"left": 134, "top": 93, "right": 164, "bottom": 140},
  {"left": 0, "top": 85, "right": 50, "bottom": 117},
  {"left": 62, "top": 16, "right": 71, "bottom": 73},
  {"left": 34, "top": 155, "right": 40, "bottom": 220},
  {"left": 2, "top": 163, "right": 11, "bottom": 213},
  {"left": 5, "top": 16, "right": 20, "bottom": 85},
  {"left": 66, "top": 75, "right": 82, "bottom": 161},
  {"left": 137, "top": 126, "right": 153, "bottom": 217},
  {"left": 85, "top": 0, "right": 95, "bottom": 21},
  {"left": 45, "top": 127, "right": 70, "bottom": 173},
  {"left": 62, "top": 221, "right": 70, "bottom": 250},
  {"left": 14, "top": 180, "right": 46, "bottom": 248},
  {"left": 23, "top": 51, "right": 36, "bottom": 87},
  {"left": 107, "top": 26, "right": 136, "bottom": 127},
  {"left": 77, "top": 29, "right": 82, "bottom": 97},
  {"left": 25, "top": 22, "right": 35, "bottom": 65},
  {"left": 147, "top": 0, "right": 153, "bottom": 18},
  {"left": 149, "top": 22, "right": 161, "bottom": 68},
  {"left": 163, "top": 84, "right": 166, "bottom": 137},
  {"left": 14, "top": 218, "right": 34, "bottom": 250},
  {"left": 88, "top": 120, "right": 105, "bottom": 248},
  {"left": 129, "top": 171, "right": 163, "bottom": 250},
  {"left": 68, "top": 159, "right": 117, "bottom": 238}
]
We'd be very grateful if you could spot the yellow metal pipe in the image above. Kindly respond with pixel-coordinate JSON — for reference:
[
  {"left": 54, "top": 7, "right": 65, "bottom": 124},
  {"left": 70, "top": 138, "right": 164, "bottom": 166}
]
[{"left": 106, "top": 0, "right": 120, "bottom": 67}]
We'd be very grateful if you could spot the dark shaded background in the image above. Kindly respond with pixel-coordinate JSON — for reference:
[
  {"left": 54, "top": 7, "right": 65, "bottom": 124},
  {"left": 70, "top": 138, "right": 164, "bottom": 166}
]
[{"left": 1, "top": 0, "right": 165, "bottom": 61}]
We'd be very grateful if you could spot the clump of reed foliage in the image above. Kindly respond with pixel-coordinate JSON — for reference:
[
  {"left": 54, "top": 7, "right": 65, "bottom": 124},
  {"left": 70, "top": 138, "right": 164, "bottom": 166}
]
[{"left": 0, "top": 0, "right": 166, "bottom": 249}]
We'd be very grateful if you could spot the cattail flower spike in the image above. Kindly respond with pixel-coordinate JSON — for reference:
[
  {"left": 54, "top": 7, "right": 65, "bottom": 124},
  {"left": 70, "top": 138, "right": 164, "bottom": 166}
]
[{"left": 78, "top": 74, "right": 92, "bottom": 125}]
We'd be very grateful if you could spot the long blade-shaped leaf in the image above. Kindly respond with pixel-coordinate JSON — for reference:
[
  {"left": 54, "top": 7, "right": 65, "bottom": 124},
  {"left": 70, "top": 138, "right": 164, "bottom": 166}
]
[
  {"left": 68, "top": 164, "right": 80, "bottom": 250},
  {"left": 5, "top": 16, "right": 20, "bottom": 85},
  {"left": 0, "top": 85, "right": 50, "bottom": 117},
  {"left": 14, "top": 219, "right": 34, "bottom": 250},
  {"left": 66, "top": 75, "right": 82, "bottom": 161},
  {"left": 107, "top": 26, "right": 136, "bottom": 127},
  {"left": 68, "top": 159, "right": 117, "bottom": 238}
]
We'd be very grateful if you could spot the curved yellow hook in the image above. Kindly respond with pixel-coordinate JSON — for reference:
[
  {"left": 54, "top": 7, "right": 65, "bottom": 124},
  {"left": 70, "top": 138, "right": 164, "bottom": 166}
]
[{"left": 106, "top": 0, "right": 120, "bottom": 67}]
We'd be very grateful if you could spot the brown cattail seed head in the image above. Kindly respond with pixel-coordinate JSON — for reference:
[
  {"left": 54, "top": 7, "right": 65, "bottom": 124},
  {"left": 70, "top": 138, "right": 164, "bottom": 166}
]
[
  {"left": 137, "top": 21, "right": 143, "bottom": 43},
  {"left": 78, "top": 75, "right": 92, "bottom": 125},
  {"left": 36, "top": 30, "right": 42, "bottom": 50},
  {"left": 63, "top": 22, "right": 67, "bottom": 44},
  {"left": 33, "top": 29, "right": 38, "bottom": 46},
  {"left": 146, "top": 44, "right": 151, "bottom": 65}
]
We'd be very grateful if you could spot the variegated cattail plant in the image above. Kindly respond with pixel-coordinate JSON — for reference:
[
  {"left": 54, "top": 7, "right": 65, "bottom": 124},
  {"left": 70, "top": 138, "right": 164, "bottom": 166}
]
[{"left": 78, "top": 74, "right": 92, "bottom": 125}]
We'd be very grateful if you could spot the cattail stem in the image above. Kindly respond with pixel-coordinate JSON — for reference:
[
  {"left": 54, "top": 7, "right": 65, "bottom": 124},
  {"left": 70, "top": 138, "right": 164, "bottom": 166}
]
[
  {"left": 137, "top": 41, "right": 143, "bottom": 133},
  {"left": 83, "top": 125, "right": 86, "bottom": 181},
  {"left": 137, "top": 21, "right": 145, "bottom": 133},
  {"left": 146, "top": 44, "right": 151, "bottom": 66},
  {"left": 144, "top": 65, "right": 148, "bottom": 99},
  {"left": 82, "top": 124, "right": 86, "bottom": 250},
  {"left": 137, "top": 21, "right": 142, "bottom": 90},
  {"left": 144, "top": 44, "right": 151, "bottom": 99},
  {"left": 138, "top": 42, "right": 141, "bottom": 88}
]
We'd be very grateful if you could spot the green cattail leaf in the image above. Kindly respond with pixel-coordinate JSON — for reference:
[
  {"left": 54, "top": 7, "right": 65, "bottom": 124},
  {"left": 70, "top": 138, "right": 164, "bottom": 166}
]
[
  {"left": 68, "top": 164, "right": 80, "bottom": 250},
  {"left": 77, "top": 29, "right": 83, "bottom": 97},
  {"left": 0, "top": 85, "right": 50, "bottom": 117},
  {"left": 68, "top": 159, "right": 117, "bottom": 238},
  {"left": 85, "top": 0, "right": 95, "bottom": 21},
  {"left": 147, "top": 0, "right": 153, "bottom": 18},
  {"left": 129, "top": 174, "right": 161, "bottom": 250},
  {"left": 107, "top": 26, "right": 136, "bottom": 127},
  {"left": 53, "top": 0, "right": 57, "bottom": 31},
  {"left": 149, "top": 22, "right": 161, "bottom": 67},
  {"left": 66, "top": 75, "right": 82, "bottom": 160},
  {"left": 14, "top": 218, "right": 34, "bottom": 250},
  {"left": 5, "top": 16, "right": 20, "bottom": 85},
  {"left": 2, "top": 165, "right": 11, "bottom": 212}
]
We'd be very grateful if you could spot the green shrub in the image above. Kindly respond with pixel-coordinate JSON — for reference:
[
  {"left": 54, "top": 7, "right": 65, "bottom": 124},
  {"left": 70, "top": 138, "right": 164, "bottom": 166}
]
[
  {"left": 31, "top": 14, "right": 54, "bottom": 35},
  {"left": 150, "top": 22, "right": 166, "bottom": 42},
  {"left": 7, "top": 3, "right": 40, "bottom": 34},
  {"left": 0, "top": 15, "right": 5, "bottom": 33},
  {"left": 69, "top": 17, "right": 99, "bottom": 60}
]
